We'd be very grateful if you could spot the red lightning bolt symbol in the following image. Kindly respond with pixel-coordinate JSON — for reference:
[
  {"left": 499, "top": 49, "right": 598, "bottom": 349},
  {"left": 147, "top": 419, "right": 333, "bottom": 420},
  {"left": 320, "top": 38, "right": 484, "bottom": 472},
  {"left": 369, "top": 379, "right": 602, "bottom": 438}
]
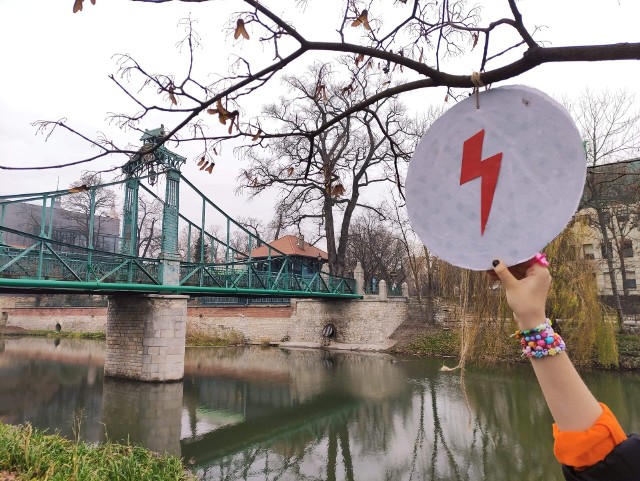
[{"left": 459, "top": 129, "right": 503, "bottom": 235}]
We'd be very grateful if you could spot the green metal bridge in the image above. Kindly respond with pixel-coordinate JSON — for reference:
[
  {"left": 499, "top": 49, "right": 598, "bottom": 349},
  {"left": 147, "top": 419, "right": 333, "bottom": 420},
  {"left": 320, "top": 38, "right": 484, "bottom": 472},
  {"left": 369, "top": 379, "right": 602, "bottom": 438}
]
[{"left": 0, "top": 128, "right": 358, "bottom": 299}]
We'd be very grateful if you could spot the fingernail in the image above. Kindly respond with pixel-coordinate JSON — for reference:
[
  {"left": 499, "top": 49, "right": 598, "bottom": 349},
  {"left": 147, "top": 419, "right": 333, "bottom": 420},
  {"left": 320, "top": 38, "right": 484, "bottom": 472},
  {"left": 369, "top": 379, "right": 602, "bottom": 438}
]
[{"left": 492, "top": 259, "right": 499, "bottom": 267}]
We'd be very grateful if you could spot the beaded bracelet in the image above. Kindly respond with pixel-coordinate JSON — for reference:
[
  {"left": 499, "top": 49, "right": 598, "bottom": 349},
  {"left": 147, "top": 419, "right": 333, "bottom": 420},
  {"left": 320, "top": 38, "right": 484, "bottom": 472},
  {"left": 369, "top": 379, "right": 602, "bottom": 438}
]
[{"left": 513, "top": 319, "right": 566, "bottom": 359}]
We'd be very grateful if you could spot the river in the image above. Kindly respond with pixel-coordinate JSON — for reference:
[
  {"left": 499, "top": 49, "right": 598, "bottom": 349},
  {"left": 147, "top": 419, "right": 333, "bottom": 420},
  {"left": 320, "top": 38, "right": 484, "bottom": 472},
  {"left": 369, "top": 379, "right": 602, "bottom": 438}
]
[{"left": 1, "top": 337, "right": 639, "bottom": 480}]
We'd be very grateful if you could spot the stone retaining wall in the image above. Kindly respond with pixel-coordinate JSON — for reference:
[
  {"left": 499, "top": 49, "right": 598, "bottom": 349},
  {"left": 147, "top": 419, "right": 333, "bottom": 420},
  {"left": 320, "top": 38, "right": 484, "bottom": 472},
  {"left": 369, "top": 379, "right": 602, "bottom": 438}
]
[
  {"left": 187, "top": 297, "right": 408, "bottom": 345},
  {"left": 2, "top": 296, "right": 409, "bottom": 346}
]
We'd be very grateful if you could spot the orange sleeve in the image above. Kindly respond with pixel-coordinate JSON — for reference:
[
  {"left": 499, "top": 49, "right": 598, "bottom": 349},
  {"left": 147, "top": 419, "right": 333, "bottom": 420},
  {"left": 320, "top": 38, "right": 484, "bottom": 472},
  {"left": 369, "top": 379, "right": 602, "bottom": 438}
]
[{"left": 553, "top": 402, "right": 627, "bottom": 469}]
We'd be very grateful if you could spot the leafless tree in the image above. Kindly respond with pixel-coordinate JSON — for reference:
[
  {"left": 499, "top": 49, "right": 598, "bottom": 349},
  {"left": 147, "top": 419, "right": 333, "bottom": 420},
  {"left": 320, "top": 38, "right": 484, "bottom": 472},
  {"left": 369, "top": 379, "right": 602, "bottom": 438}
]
[
  {"left": 7, "top": 0, "right": 640, "bottom": 179},
  {"left": 345, "top": 210, "right": 405, "bottom": 290},
  {"left": 61, "top": 173, "right": 118, "bottom": 251},
  {"left": 135, "top": 194, "right": 163, "bottom": 257},
  {"left": 237, "top": 61, "right": 416, "bottom": 276},
  {"left": 574, "top": 90, "right": 640, "bottom": 328}
]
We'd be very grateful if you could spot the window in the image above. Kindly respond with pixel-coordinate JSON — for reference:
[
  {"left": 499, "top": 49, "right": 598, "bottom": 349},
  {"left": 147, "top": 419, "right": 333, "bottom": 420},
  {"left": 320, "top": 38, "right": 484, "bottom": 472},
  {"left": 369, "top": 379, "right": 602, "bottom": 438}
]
[
  {"left": 603, "top": 272, "right": 612, "bottom": 290},
  {"left": 622, "top": 239, "right": 634, "bottom": 258},
  {"left": 625, "top": 271, "right": 637, "bottom": 290},
  {"left": 582, "top": 244, "right": 595, "bottom": 260},
  {"left": 601, "top": 241, "right": 612, "bottom": 259},
  {"left": 617, "top": 213, "right": 630, "bottom": 224}
]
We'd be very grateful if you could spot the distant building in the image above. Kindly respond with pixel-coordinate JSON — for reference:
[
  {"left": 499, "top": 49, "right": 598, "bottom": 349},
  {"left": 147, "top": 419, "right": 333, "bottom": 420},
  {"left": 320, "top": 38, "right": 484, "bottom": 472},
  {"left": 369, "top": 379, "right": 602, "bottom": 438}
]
[
  {"left": 573, "top": 158, "right": 640, "bottom": 297},
  {"left": 1, "top": 198, "right": 120, "bottom": 253},
  {"left": 250, "top": 235, "right": 327, "bottom": 278}
]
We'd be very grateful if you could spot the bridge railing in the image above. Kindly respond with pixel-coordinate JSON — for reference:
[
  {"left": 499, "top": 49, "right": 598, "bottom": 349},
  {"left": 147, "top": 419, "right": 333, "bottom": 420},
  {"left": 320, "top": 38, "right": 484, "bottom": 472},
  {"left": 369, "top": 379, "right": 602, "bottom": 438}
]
[
  {"left": 0, "top": 231, "right": 162, "bottom": 285},
  {"left": 0, "top": 172, "right": 358, "bottom": 298},
  {"left": 179, "top": 258, "right": 356, "bottom": 295}
]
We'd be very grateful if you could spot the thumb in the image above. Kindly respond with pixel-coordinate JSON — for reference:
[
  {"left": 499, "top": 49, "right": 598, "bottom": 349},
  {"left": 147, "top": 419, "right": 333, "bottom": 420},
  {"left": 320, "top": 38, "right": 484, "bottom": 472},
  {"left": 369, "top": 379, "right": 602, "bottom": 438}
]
[{"left": 492, "top": 259, "right": 518, "bottom": 289}]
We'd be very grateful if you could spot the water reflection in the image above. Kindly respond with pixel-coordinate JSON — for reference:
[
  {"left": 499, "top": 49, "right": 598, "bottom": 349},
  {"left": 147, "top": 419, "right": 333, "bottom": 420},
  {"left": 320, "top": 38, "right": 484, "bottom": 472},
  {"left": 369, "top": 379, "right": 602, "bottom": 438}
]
[
  {"left": 1, "top": 337, "right": 640, "bottom": 481},
  {"left": 103, "top": 379, "right": 183, "bottom": 455}
]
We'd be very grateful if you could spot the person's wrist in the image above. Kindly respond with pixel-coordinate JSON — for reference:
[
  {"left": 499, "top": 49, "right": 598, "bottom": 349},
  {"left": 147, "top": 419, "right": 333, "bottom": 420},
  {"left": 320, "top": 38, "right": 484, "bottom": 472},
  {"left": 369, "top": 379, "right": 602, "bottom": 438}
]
[{"left": 514, "top": 311, "right": 547, "bottom": 330}]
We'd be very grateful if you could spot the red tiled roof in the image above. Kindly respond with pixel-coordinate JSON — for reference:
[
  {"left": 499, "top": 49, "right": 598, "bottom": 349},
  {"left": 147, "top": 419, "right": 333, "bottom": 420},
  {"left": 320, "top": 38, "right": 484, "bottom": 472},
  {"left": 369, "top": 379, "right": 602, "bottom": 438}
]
[{"left": 250, "top": 235, "right": 328, "bottom": 260}]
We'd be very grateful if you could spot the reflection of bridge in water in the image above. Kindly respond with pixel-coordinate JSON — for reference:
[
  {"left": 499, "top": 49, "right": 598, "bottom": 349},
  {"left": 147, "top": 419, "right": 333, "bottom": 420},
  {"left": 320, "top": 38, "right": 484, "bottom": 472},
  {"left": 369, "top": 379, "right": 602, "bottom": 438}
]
[{"left": 181, "top": 378, "right": 361, "bottom": 466}]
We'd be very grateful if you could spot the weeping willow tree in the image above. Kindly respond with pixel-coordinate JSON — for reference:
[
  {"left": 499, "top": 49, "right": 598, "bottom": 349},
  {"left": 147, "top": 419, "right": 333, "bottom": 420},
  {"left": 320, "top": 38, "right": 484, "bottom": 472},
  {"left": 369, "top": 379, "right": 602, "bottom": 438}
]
[
  {"left": 546, "top": 224, "right": 619, "bottom": 368},
  {"left": 436, "top": 222, "right": 618, "bottom": 369}
]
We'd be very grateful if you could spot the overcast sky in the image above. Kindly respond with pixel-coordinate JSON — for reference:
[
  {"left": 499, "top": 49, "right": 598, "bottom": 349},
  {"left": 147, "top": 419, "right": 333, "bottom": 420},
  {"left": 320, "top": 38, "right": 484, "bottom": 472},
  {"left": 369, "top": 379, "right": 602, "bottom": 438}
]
[{"left": 1, "top": 0, "right": 640, "bottom": 227}]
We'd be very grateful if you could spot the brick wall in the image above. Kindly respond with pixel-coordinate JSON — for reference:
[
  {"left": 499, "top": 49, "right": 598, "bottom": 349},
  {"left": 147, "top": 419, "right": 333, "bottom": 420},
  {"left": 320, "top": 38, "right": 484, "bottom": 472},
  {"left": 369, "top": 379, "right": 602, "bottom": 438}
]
[{"left": 1, "top": 307, "right": 107, "bottom": 332}]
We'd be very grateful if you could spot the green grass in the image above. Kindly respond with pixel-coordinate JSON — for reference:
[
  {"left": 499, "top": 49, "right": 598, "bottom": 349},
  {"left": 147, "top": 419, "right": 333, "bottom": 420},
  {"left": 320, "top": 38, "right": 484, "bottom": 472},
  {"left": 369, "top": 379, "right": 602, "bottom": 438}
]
[
  {"left": 186, "top": 329, "right": 244, "bottom": 347},
  {"left": 398, "top": 330, "right": 461, "bottom": 357},
  {"left": 1, "top": 330, "right": 105, "bottom": 340},
  {"left": 618, "top": 334, "right": 640, "bottom": 370},
  {"left": 397, "top": 329, "right": 640, "bottom": 370},
  {"left": 0, "top": 423, "right": 195, "bottom": 481}
]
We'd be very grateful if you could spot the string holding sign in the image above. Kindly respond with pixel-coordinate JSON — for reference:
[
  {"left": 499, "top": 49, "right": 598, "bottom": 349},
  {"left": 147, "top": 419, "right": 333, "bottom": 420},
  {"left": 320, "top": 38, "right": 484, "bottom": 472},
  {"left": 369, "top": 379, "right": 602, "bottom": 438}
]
[{"left": 471, "top": 71, "right": 484, "bottom": 109}]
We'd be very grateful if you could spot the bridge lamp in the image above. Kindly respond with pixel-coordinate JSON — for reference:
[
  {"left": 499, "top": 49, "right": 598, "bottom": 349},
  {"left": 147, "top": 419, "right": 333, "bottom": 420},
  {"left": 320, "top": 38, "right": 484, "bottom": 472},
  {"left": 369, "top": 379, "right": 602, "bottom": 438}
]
[{"left": 148, "top": 165, "right": 158, "bottom": 186}]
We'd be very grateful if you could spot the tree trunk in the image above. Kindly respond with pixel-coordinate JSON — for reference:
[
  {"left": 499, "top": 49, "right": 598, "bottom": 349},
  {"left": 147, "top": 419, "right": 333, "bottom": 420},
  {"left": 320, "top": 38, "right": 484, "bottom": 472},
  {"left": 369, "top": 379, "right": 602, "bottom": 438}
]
[{"left": 596, "top": 208, "right": 625, "bottom": 332}]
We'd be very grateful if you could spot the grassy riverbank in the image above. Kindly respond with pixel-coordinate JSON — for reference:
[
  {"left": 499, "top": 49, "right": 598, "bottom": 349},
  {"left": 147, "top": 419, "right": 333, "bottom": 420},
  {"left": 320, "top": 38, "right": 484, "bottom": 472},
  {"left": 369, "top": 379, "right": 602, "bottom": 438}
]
[
  {"left": 186, "top": 329, "right": 244, "bottom": 347},
  {"left": 0, "top": 422, "right": 194, "bottom": 481},
  {"left": 395, "top": 329, "right": 640, "bottom": 370},
  {"left": 0, "top": 327, "right": 105, "bottom": 340}
]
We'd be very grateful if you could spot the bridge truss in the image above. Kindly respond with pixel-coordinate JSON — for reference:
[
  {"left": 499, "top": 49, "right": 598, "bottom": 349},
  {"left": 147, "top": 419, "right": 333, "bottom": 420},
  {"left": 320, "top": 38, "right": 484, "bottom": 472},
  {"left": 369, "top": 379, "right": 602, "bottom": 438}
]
[{"left": 0, "top": 129, "right": 358, "bottom": 299}]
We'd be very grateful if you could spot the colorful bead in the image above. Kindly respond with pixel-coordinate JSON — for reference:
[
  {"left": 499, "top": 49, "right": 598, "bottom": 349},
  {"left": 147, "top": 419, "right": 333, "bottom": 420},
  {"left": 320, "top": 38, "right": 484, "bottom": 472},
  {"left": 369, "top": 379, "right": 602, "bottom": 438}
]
[{"left": 516, "top": 319, "right": 566, "bottom": 360}]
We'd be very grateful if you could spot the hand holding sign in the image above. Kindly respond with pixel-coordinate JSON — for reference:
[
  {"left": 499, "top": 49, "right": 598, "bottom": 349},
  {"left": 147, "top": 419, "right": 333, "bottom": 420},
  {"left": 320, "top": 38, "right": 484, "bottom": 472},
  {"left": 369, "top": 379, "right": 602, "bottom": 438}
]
[{"left": 406, "top": 86, "right": 586, "bottom": 270}]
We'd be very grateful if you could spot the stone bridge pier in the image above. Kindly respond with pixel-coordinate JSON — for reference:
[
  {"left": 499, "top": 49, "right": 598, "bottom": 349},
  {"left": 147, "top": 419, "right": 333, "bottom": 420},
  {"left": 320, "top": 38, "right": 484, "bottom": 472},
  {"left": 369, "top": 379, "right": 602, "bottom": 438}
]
[{"left": 105, "top": 294, "right": 188, "bottom": 382}]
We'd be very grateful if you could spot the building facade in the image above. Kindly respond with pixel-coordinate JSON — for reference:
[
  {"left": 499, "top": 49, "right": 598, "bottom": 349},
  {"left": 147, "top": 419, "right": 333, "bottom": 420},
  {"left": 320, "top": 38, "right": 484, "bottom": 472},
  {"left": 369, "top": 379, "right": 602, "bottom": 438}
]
[
  {"left": 1, "top": 199, "right": 120, "bottom": 253},
  {"left": 573, "top": 158, "right": 640, "bottom": 297}
]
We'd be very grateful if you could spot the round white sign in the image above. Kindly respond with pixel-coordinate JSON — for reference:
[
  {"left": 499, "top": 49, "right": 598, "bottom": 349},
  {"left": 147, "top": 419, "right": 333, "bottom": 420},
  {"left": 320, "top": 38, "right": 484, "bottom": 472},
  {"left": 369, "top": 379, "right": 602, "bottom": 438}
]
[{"left": 406, "top": 85, "right": 586, "bottom": 270}]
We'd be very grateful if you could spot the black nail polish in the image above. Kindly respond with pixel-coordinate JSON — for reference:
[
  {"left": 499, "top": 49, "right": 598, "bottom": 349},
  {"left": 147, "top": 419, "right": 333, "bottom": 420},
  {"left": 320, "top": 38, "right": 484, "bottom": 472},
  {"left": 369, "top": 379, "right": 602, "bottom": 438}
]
[{"left": 492, "top": 259, "right": 499, "bottom": 267}]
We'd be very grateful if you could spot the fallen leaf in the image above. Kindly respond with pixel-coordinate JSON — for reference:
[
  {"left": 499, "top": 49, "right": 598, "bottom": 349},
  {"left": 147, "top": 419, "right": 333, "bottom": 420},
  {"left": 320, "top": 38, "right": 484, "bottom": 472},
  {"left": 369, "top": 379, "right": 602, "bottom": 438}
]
[
  {"left": 168, "top": 91, "right": 177, "bottom": 105},
  {"left": 351, "top": 10, "right": 371, "bottom": 30},
  {"left": 355, "top": 53, "right": 365, "bottom": 66},
  {"left": 199, "top": 161, "right": 209, "bottom": 171},
  {"left": 472, "top": 32, "right": 479, "bottom": 49},
  {"left": 234, "top": 19, "right": 250, "bottom": 40},
  {"left": 73, "top": 0, "right": 83, "bottom": 12},
  {"left": 287, "top": 167, "right": 294, "bottom": 176},
  {"left": 205, "top": 163, "right": 215, "bottom": 174},
  {"left": 197, "top": 157, "right": 206, "bottom": 167}
]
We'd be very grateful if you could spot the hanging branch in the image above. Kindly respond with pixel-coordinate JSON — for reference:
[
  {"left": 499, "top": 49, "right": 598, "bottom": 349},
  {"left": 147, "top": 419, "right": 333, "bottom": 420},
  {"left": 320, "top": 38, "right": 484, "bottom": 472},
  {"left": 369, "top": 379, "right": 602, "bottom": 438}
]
[{"left": 3, "top": 0, "right": 640, "bottom": 176}]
